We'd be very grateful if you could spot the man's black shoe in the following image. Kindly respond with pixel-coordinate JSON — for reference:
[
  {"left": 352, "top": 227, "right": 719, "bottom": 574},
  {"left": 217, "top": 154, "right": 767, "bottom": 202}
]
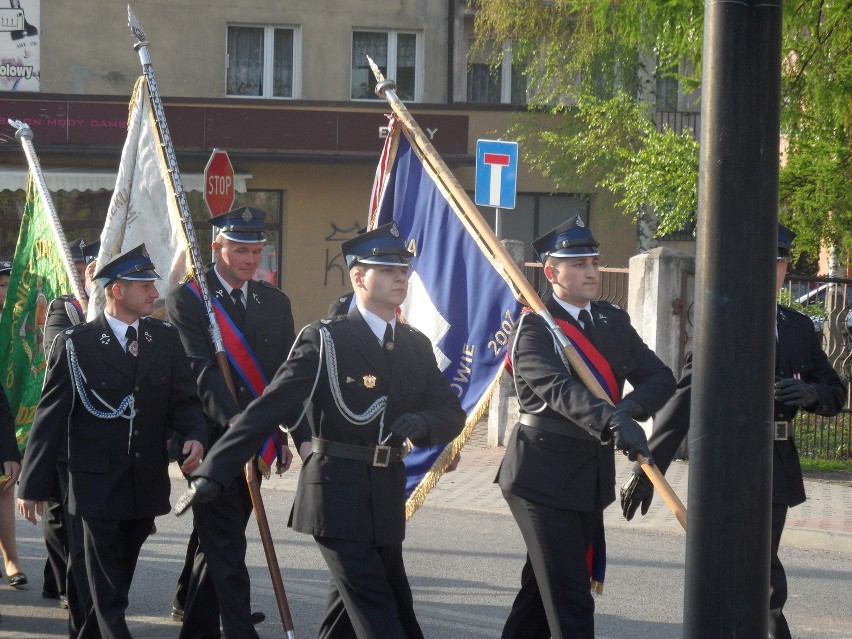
[{"left": 171, "top": 607, "right": 265, "bottom": 625}]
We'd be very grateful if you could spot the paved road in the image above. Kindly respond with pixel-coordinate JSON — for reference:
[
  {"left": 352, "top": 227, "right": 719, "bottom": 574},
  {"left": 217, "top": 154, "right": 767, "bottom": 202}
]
[{"left": 2, "top": 441, "right": 850, "bottom": 638}]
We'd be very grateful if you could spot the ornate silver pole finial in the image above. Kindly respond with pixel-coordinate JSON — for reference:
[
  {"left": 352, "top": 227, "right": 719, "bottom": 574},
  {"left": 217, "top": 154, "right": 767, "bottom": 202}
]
[
  {"left": 366, "top": 55, "right": 397, "bottom": 98},
  {"left": 127, "top": 5, "right": 150, "bottom": 63},
  {"left": 8, "top": 119, "right": 32, "bottom": 141}
]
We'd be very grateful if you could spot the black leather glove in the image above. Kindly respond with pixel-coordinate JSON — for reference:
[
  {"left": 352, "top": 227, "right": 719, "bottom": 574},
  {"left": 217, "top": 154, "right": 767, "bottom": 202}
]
[
  {"left": 390, "top": 413, "right": 430, "bottom": 443},
  {"left": 620, "top": 472, "right": 654, "bottom": 521},
  {"left": 174, "top": 477, "right": 223, "bottom": 516},
  {"left": 774, "top": 377, "right": 818, "bottom": 408},
  {"left": 615, "top": 398, "right": 646, "bottom": 420},
  {"left": 606, "top": 410, "right": 654, "bottom": 464}
]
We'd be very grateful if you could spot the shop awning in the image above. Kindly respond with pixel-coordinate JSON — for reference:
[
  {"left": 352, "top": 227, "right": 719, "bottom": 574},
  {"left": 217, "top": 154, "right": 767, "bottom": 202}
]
[{"left": 0, "top": 167, "right": 252, "bottom": 193}]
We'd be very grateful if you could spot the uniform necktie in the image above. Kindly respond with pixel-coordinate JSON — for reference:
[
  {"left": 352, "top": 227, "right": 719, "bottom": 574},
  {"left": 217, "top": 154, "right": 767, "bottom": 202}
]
[
  {"left": 125, "top": 326, "right": 138, "bottom": 371},
  {"left": 578, "top": 309, "right": 597, "bottom": 346},
  {"left": 383, "top": 323, "right": 395, "bottom": 363},
  {"left": 230, "top": 288, "right": 246, "bottom": 329}
]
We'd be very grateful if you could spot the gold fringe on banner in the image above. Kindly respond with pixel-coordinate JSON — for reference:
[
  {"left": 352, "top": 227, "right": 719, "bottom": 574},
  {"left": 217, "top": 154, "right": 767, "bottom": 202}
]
[{"left": 404, "top": 369, "right": 504, "bottom": 520}]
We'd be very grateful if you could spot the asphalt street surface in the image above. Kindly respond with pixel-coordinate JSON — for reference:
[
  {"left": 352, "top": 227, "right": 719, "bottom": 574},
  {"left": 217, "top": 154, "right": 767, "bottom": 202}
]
[{"left": 2, "top": 443, "right": 851, "bottom": 638}]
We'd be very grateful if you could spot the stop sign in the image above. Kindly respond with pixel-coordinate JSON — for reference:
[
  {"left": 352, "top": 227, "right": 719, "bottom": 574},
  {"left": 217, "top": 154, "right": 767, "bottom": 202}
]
[{"left": 204, "top": 148, "right": 235, "bottom": 217}]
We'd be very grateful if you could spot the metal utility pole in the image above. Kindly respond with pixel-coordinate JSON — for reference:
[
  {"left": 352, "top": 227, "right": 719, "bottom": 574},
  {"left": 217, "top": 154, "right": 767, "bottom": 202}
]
[{"left": 686, "top": 1, "right": 783, "bottom": 636}]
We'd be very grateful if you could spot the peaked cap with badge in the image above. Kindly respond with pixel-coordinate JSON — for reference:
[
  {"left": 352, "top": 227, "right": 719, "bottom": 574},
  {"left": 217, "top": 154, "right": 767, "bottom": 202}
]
[
  {"left": 532, "top": 214, "right": 600, "bottom": 263},
  {"left": 341, "top": 221, "right": 414, "bottom": 268},
  {"left": 209, "top": 206, "right": 267, "bottom": 243},
  {"left": 0, "top": 260, "right": 11, "bottom": 275},
  {"left": 67, "top": 237, "right": 86, "bottom": 263},
  {"left": 93, "top": 243, "right": 161, "bottom": 285},
  {"left": 777, "top": 223, "right": 796, "bottom": 261}
]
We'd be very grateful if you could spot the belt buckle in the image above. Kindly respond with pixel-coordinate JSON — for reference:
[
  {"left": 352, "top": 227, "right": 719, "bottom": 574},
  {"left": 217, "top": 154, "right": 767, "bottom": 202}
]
[
  {"left": 372, "top": 445, "right": 391, "bottom": 467},
  {"left": 774, "top": 421, "right": 789, "bottom": 441}
]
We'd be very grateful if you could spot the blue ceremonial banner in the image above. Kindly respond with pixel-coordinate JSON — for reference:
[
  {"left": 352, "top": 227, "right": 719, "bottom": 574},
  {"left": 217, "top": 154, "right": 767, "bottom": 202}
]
[{"left": 369, "top": 118, "right": 522, "bottom": 514}]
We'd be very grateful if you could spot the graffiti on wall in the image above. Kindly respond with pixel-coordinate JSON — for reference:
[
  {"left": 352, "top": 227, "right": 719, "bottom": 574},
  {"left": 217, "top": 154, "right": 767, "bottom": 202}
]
[{"left": 324, "top": 221, "right": 362, "bottom": 287}]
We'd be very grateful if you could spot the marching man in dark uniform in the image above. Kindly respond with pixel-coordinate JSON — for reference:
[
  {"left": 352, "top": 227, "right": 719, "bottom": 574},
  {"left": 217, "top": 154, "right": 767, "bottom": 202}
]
[
  {"left": 620, "top": 224, "right": 845, "bottom": 639},
  {"left": 40, "top": 237, "right": 99, "bottom": 636},
  {"left": 167, "top": 206, "right": 296, "bottom": 639},
  {"left": 17, "top": 243, "right": 207, "bottom": 639},
  {"left": 497, "top": 215, "right": 676, "bottom": 639},
  {"left": 177, "top": 221, "right": 466, "bottom": 639}
]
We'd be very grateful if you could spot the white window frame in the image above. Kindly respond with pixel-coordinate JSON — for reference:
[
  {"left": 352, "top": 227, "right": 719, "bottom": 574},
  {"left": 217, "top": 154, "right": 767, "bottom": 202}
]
[
  {"left": 351, "top": 29, "right": 423, "bottom": 102},
  {"left": 225, "top": 24, "right": 302, "bottom": 99}
]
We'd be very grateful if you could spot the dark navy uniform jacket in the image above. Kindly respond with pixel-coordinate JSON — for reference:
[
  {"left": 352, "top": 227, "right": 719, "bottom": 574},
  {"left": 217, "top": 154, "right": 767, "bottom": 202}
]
[
  {"left": 167, "top": 266, "right": 296, "bottom": 428},
  {"left": 642, "top": 304, "right": 845, "bottom": 507},
  {"left": 194, "top": 307, "right": 465, "bottom": 546},
  {"left": 497, "top": 297, "right": 676, "bottom": 512},
  {"left": 19, "top": 313, "right": 207, "bottom": 519}
]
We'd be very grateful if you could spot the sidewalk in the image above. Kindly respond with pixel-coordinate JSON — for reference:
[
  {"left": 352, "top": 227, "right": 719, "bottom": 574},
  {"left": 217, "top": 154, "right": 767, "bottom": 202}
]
[{"left": 260, "top": 420, "right": 852, "bottom": 553}]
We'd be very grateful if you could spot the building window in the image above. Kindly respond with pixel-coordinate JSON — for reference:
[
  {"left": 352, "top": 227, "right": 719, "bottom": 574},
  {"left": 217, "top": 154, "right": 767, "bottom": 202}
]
[
  {"left": 227, "top": 26, "right": 299, "bottom": 98},
  {"left": 466, "top": 38, "right": 526, "bottom": 105},
  {"left": 656, "top": 74, "right": 679, "bottom": 111},
  {"left": 351, "top": 30, "right": 419, "bottom": 101}
]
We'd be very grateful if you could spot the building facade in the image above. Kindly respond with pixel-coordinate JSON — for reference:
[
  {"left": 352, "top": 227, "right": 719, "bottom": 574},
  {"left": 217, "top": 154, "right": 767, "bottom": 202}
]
[{"left": 0, "top": 0, "right": 655, "bottom": 326}]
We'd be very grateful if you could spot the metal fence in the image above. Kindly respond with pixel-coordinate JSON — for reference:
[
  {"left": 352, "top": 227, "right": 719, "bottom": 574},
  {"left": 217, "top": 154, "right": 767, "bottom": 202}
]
[
  {"left": 522, "top": 264, "right": 630, "bottom": 309},
  {"left": 782, "top": 275, "right": 852, "bottom": 460}
]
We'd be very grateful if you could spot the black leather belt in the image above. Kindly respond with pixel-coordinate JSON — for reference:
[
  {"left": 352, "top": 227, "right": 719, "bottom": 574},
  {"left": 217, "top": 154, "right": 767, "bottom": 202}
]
[
  {"left": 518, "top": 413, "right": 602, "bottom": 444},
  {"left": 311, "top": 437, "right": 404, "bottom": 467},
  {"left": 774, "top": 421, "right": 794, "bottom": 441}
]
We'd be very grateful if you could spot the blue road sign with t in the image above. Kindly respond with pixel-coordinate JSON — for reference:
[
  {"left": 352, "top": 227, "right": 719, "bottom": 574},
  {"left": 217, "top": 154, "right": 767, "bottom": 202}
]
[{"left": 475, "top": 139, "right": 518, "bottom": 209}]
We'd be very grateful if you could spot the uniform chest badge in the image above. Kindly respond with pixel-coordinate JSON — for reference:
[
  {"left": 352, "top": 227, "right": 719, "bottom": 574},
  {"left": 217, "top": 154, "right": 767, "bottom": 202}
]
[
  {"left": 100, "top": 332, "right": 111, "bottom": 345},
  {"left": 128, "top": 341, "right": 139, "bottom": 356},
  {"left": 363, "top": 374, "right": 377, "bottom": 389},
  {"left": 144, "top": 331, "right": 152, "bottom": 343},
  {"left": 253, "top": 292, "right": 260, "bottom": 304},
  {"left": 215, "top": 289, "right": 224, "bottom": 298}
]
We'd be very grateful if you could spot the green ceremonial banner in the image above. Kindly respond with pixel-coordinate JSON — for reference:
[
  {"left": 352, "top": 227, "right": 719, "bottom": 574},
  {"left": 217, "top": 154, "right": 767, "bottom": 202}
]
[{"left": 0, "top": 175, "right": 71, "bottom": 451}]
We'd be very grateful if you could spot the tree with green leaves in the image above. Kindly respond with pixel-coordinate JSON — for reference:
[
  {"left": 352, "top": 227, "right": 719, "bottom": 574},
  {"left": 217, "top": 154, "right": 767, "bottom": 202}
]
[{"left": 473, "top": 0, "right": 851, "bottom": 269}]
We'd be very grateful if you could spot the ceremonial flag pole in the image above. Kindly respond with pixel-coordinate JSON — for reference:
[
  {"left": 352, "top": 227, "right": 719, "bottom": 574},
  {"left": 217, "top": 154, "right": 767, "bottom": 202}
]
[
  {"left": 126, "top": 7, "right": 296, "bottom": 635},
  {"left": 0, "top": 122, "right": 77, "bottom": 450},
  {"left": 8, "top": 121, "right": 86, "bottom": 310},
  {"left": 367, "top": 58, "right": 687, "bottom": 531}
]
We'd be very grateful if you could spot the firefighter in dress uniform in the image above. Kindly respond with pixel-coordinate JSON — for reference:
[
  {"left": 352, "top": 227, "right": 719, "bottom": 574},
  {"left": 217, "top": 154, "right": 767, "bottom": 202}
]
[
  {"left": 17, "top": 243, "right": 207, "bottom": 639},
  {"left": 177, "top": 221, "right": 466, "bottom": 638},
  {"left": 497, "top": 216, "right": 676, "bottom": 639}
]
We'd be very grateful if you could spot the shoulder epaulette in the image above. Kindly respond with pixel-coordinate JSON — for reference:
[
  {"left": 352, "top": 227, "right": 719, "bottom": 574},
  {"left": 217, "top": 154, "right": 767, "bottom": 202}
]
[
  {"left": 143, "top": 316, "right": 176, "bottom": 330},
  {"left": 594, "top": 300, "right": 623, "bottom": 312},
  {"left": 63, "top": 323, "right": 90, "bottom": 337},
  {"left": 397, "top": 322, "right": 424, "bottom": 337},
  {"left": 257, "top": 279, "right": 277, "bottom": 289},
  {"left": 319, "top": 315, "right": 346, "bottom": 327},
  {"left": 777, "top": 304, "right": 810, "bottom": 320}
]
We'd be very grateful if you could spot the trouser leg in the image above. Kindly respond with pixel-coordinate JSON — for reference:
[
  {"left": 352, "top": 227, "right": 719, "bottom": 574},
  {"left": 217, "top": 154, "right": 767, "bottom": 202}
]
[
  {"left": 315, "top": 537, "right": 408, "bottom": 639},
  {"left": 79, "top": 517, "right": 151, "bottom": 639},
  {"left": 769, "top": 504, "right": 792, "bottom": 639},
  {"left": 502, "top": 491, "right": 598, "bottom": 639}
]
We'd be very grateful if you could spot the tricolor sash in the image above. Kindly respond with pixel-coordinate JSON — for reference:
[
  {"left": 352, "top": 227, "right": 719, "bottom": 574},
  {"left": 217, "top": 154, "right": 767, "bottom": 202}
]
[
  {"left": 551, "top": 316, "right": 621, "bottom": 404},
  {"left": 186, "top": 282, "right": 283, "bottom": 475}
]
